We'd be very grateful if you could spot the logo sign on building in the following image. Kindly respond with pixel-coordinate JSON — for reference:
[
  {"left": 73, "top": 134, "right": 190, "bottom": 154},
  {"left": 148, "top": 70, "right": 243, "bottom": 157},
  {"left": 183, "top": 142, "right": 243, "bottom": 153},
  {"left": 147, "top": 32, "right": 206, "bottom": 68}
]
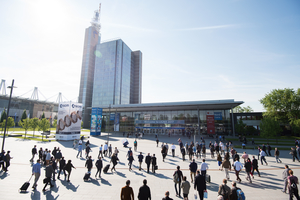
[
  {"left": 90, "top": 107, "right": 102, "bottom": 136},
  {"left": 110, "top": 113, "right": 115, "bottom": 121},
  {"left": 56, "top": 102, "right": 82, "bottom": 140},
  {"left": 214, "top": 112, "right": 222, "bottom": 120}
]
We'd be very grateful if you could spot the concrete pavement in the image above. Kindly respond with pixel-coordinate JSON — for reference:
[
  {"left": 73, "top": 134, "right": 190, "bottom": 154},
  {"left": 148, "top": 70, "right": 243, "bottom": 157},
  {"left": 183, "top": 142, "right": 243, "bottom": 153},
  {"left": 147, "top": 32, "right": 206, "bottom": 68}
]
[{"left": 0, "top": 133, "right": 299, "bottom": 200}]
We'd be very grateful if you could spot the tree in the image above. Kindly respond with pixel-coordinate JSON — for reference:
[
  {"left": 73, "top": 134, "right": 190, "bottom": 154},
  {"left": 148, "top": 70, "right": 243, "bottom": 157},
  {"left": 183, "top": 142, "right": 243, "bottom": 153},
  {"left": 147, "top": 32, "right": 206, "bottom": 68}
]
[
  {"left": 235, "top": 119, "right": 247, "bottom": 135},
  {"left": 30, "top": 118, "right": 39, "bottom": 137},
  {"left": 39, "top": 118, "right": 50, "bottom": 132},
  {"left": 53, "top": 119, "right": 57, "bottom": 128},
  {"left": 19, "top": 118, "right": 31, "bottom": 138},
  {"left": 260, "top": 88, "right": 300, "bottom": 123},
  {"left": 233, "top": 106, "right": 254, "bottom": 113},
  {"left": 21, "top": 110, "right": 27, "bottom": 122},
  {"left": 2, "top": 117, "right": 15, "bottom": 135},
  {"left": 260, "top": 117, "right": 282, "bottom": 143},
  {"left": 41, "top": 112, "right": 45, "bottom": 119},
  {"left": 0, "top": 109, "right": 7, "bottom": 123}
]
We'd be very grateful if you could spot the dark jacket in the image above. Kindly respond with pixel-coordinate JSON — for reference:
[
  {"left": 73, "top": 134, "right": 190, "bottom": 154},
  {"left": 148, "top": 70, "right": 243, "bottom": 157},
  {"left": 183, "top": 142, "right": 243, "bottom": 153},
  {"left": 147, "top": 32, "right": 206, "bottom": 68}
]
[
  {"left": 45, "top": 165, "right": 53, "bottom": 178},
  {"left": 120, "top": 185, "right": 134, "bottom": 200},
  {"left": 32, "top": 147, "right": 37, "bottom": 155},
  {"left": 95, "top": 159, "right": 103, "bottom": 169},
  {"left": 59, "top": 159, "right": 66, "bottom": 169},
  {"left": 173, "top": 170, "right": 183, "bottom": 182},
  {"left": 189, "top": 162, "right": 197, "bottom": 172},
  {"left": 145, "top": 155, "right": 151, "bottom": 165},
  {"left": 138, "top": 154, "right": 144, "bottom": 162},
  {"left": 138, "top": 184, "right": 151, "bottom": 200},
  {"left": 230, "top": 186, "right": 241, "bottom": 200},
  {"left": 64, "top": 162, "right": 75, "bottom": 172},
  {"left": 194, "top": 174, "right": 206, "bottom": 191},
  {"left": 85, "top": 158, "right": 93, "bottom": 169},
  {"left": 151, "top": 156, "right": 157, "bottom": 165},
  {"left": 244, "top": 161, "right": 252, "bottom": 172},
  {"left": 252, "top": 158, "right": 258, "bottom": 168},
  {"left": 111, "top": 155, "right": 119, "bottom": 165}
]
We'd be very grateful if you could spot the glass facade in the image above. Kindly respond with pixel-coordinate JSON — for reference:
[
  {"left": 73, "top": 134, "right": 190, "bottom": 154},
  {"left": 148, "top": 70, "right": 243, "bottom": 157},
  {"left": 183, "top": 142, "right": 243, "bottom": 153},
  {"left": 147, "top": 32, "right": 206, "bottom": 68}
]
[{"left": 102, "top": 109, "right": 233, "bottom": 136}]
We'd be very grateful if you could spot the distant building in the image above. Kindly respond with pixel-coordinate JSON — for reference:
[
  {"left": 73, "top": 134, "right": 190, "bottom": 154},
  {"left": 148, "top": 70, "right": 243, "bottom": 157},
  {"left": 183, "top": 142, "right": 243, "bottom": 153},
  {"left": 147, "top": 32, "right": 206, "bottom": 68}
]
[{"left": 79, "top": 9, "right": 142, "bottom": 128}]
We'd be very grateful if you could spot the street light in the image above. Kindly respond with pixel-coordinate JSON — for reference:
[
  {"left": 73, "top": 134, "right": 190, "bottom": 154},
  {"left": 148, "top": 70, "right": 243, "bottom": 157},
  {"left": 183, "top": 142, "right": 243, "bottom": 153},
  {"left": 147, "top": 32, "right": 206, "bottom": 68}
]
[
  {"left": 2, "top": 79, "right": 17, "bottom": 152},
  {"left": 107, "top": 104, "right": 111, "bottom": 145}
]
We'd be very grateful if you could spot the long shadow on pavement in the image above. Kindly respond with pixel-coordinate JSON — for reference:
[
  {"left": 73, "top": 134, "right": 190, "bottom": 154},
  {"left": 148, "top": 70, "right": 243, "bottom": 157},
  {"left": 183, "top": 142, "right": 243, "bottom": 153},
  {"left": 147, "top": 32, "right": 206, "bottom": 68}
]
[
  {"left": 0, "top": 171, "right": 9, "bottom": 179},
  {"left": 101, "top": 178, "right": 112, "bottom": 186},
  {"left": 116, "top": 171, "right": 126, "bottom": 178},
  {"left": 60, "top": 180, "right": 79, "bottom": 192},
  {"left": 30, "top": 190, "right": 41, "bottom": 200}
]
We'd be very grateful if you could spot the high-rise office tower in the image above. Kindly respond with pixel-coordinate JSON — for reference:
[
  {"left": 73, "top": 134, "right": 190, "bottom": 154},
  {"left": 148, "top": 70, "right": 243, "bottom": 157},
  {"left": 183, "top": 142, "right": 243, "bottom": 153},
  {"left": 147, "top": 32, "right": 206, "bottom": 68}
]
[
  {"left": 92, "top": 39, "right": 142, "bottom": 107},
  {"left": 78, "top": 8, "right": 101, "bottom": 128}
]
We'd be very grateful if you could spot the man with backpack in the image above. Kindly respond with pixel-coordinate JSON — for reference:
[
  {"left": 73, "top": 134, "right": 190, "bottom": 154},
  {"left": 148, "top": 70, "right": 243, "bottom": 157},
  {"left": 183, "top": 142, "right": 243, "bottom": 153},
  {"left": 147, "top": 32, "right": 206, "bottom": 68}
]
[
  {"left": 218, "top": 179, "right": 231, "bottom": 200},
  {"left": 173, "top": 166, "right": 184, "bottom": 197},
  {"left": 230, "top": 181, "right": 245, "bottom": 200}
]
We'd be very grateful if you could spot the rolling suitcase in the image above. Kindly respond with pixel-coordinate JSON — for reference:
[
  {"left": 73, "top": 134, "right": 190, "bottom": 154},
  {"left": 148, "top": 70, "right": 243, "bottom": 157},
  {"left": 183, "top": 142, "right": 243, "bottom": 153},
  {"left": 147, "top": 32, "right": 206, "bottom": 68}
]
[
  {"left": 83, "top": 172, "right": 91, "bottom": 181},
  {"left": 103, "top": 164, "right": 110, "bottom": 173},
  {"left": 205, "top": 174, "right": 211, "bottom": 183},
  {"left": 20, "top": 175, "right": 33, "bottom": 192}
]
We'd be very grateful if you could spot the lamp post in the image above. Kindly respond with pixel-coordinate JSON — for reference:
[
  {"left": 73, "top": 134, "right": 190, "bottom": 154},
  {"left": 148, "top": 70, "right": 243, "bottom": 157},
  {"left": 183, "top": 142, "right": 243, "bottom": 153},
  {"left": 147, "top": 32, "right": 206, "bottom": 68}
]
[{"left": 2, "top": 79, "right": 16, "bottom": 152}]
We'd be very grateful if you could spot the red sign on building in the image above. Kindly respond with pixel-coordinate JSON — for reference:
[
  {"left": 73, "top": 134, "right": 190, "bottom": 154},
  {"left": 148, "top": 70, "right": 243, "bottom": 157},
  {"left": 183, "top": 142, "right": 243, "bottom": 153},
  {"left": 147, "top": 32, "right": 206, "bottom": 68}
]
[{"left": 206, "top": 115, "right": 215, "bottom": 135}]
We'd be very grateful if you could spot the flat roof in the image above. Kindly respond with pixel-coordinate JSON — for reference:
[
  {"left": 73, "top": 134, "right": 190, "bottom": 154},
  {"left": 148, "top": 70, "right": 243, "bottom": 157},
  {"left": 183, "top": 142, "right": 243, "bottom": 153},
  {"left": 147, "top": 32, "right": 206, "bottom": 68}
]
[{"left": 98, "top": 99, "right": 244, "bottom": 112}]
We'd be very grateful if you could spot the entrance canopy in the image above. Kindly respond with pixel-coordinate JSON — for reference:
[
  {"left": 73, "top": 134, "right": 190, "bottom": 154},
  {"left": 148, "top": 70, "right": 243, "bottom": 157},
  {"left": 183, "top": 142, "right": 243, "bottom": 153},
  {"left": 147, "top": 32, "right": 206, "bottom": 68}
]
[{"left": 100, "top": 99, "right": 243, "bottom": 112}]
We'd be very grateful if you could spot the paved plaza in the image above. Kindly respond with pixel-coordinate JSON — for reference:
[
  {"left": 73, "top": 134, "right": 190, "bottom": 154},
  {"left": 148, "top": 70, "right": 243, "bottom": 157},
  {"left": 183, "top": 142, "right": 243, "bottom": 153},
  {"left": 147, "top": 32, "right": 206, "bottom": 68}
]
[{"left": 1, "top": 133, "right": 299, "bottom": 200}]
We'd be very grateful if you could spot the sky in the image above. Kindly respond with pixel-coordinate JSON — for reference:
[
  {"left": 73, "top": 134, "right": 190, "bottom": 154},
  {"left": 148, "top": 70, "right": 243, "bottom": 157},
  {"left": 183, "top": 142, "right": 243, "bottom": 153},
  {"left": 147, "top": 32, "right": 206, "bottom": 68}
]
[{"left": 0, "top": 0, "right": 299, "bottom": 112}]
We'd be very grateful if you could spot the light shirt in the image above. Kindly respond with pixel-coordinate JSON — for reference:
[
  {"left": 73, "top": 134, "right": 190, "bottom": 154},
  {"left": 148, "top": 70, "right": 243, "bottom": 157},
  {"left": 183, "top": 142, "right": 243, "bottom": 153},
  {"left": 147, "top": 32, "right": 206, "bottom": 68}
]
[
  {"left": 171, "top": 145, "right": 176, "bottom": 150},
  {"left": 104, "top": 144, "right": 108, "bottom": 150},
  {"left": 32, "top": 162, "right": 41, "bottom": 174},
  {"left": 234, "top": 161, "right": 243, "bottom": 171},
  {"left": 99, "top": 146, "right": 102, "bottom": 151},
  {"left": 260, "top": 151, "right": 266, "bottom": 157},
  {"left": 200, "top": 162, "right": 209, "bottom": 171},
  {"left": 78, "top": 140, "right": 82, "bottom": 145}
]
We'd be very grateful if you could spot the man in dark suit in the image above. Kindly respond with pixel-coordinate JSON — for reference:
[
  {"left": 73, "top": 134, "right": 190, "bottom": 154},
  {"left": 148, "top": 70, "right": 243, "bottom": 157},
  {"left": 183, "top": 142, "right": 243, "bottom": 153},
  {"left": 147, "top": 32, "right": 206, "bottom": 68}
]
[
  {"left": 145, "top": 153, "right": 152, "bottom": 173},
  {"left": 138, "top": 179, "right": 151, "bottom": 200},
  {"left": 120, "top": 180, "right": 134, "bottom": 200},
  {"left": 151, "top": 154, "right": 157, "bottom": 173},
  {"left": 194, "top": 170, "right": 206, "bottom": 200}
]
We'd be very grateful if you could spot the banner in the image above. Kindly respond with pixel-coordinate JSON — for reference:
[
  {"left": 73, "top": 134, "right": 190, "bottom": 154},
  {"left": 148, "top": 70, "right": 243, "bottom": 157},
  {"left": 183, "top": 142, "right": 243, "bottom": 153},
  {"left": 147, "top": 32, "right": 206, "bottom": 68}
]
[
  {"left": 206, "top": 114, "right": 215, "bottom": 135},
  {"left": 56, "top": 102, "right": 82, "bottom": 140},
  {"left": 90, "top": 107, "right": 102, "bottom": 136}
]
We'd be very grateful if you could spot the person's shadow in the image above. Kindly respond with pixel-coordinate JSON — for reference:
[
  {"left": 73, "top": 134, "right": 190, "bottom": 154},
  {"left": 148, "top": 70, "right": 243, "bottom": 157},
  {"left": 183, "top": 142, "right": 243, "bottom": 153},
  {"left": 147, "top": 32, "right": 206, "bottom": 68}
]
[{"left": 30, "top": 190, "right": 40, "bottom": 200}]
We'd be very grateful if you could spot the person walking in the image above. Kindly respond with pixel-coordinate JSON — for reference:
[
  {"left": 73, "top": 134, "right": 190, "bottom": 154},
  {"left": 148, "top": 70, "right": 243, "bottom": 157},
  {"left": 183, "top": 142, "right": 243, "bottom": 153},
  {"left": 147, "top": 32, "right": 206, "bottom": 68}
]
[
  {"left": 282, "top": 165, "right": 291, "bottom": 193},
  {"left": 267, "top": 143, "right": 272, "bottom": 156},
  {"left": 134, "top": 140, "right": 138, "bottom": 151},
  {"left": 288, "top": 170, "right": 300, "bottom": 200},
  {"left": 251, "top": 156, "right": 260, "bottom": 177},
  {"left": 51, "top": 157, "right": 57, "bottom": 181},
  {"left": 120, "top": 180, "right": 134, "bottom": 200},
  {"left": 145, "top": 153, "right": 151, "bottom": 173},
  {"left": 244, "top": 158, "right": 252, "bottom": 183},
  {"left": 30, "top": 145, "right": 37, "bottom": 162},
  {"left": 161, "top": 144, "right": 167, "bottom": 162},
  {"left": 32, "top": 159, "right": 41, "bottom": 189},
  {"left": 173, "top": 166, "right": 184, "bottom": 197},
  {"left": 274, "top": 148, "right": 282, "bottom": 163},
  {"left": 260, "top": 149, "right": 268, "bottom": 165},
  {"left": 138, "top": 179, "right": 151, "bottom": 200},
  {"left": 57, "top": 157, "right": 66, "bottom": 180},
  {"left": 151, "top": 154, "right": 157, "bottom": 173},
  {"left": 233, "top": 158, "right": 243, "bottom": 183},
  {"left": 42, "top": 161, "right": 54, "bottom": 191},
  {"left": 290, "top": 147, "right": 300, "bottom": 162},
  {"left": 95, "top": 157, "right": 103, "bottom": 178},
  {"left": 181, "top": 147, "right": 186, "bottom": 161},
  {"left": 98, "top": 144, "right": 103, "bottom": 158},
  {"left": 218, "top": 179, "right": 231, "bottom": 200},
  {"left": 104, "top": 142, "right": 108, "bottom": 157},
  {"left": 38, "top": 147, "right": 43, "bottom": 160},
  {"left": 85, "top": 144, "right": 91, "bottom": 159},
  {"left": 181, "top": 176, "right": 191, "bottom": 200},
  {"left": 162, "top": 191, "right": 173, "bottom": 200},
  {"left": 128, "top": 153, "right": 134, "bottom": 171},
  {"left": 221, "top": 157, "right": 231, "bottom": 180},
  {"left": 76, "top": 143, "right": 83, "bottom": 158},
  {"left": 229, "top": 181, "right": 241, "bottom": 200},
  {"left": 194, "top": 170, "right": 206, "bottom": 200},
  {"left": 189, "top": 159, "right": 197, "bottom": 183},
  {"left": 171, "top": 143, "right": 176, "bottom": 157},
  {"left": 64, "top": 160, "right": 76, "bottom": 182},
  {"left": 45, "top": 150, "right": 51, "bottom": 165},
  {"left": 4, "top": 151, "right": 12, "bottom": 171},
  {"left": 217, "top": 153, "right": 223, "bottom": 170},
  {"left": 85, "top": 156, "right": 93, "bottom": 173},
  {"left": 200, "top": 159, "right": 208, "bottom": 176},
  {"left": 138, "top": 152, "right": 144, "bottom": 171},
  {"left": 55, "top": 149, "right": 62, "bottom": 164},
  {"left": 111, "top": 153, "right": 119, "bottom": 172}
]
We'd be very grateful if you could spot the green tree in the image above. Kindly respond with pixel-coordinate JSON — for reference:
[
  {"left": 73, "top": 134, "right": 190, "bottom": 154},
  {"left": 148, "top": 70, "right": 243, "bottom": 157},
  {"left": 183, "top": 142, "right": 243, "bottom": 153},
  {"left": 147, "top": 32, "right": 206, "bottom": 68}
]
[
  {"left": 19, "top": 118, "right": 31, "bottom": 138},
  {"left": 1, "top": 109, "right": 7, "bottom": 123},
  {"left": 30, "top": 118, "right": 39, "bottom": 137},
  {"left": 2, "top": 117, "right": 15, "bottom": 135},
  {"left": 260, "top": 88, "right": 300, "bottom": 123},
  {"left": 233, "top": 106, "right": 254, "bottom": 113},
  {"left": 41, "top": 112, "right": 45, "bottom": 119},
  {"left": 53, "top": 119, "right": 57, "bottom": 128},
  {"left": 39, "top": 118, "right": 50, "bottom": 132},
  {"left": 235, "top": 119, "right": 247, "bottom": 135},
  {"left": 260, "top": 117, "right": 282, "bottom": 143},
  {"left": 21, "top": 109, "right": 27, "bottom": 122}
]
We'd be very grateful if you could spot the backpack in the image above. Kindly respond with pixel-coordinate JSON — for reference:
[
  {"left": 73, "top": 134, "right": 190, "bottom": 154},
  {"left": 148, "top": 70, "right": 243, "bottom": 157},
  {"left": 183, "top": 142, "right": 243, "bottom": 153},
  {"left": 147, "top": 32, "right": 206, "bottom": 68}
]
[
  {"left": 222, "top": 185, "right": 229, "bottom": 200},
  {"left": 173, "top": 171, "right": 179, "bottom": 183},
  {"left": 237, "top": 189, "right": 245, "bottom": 200}
]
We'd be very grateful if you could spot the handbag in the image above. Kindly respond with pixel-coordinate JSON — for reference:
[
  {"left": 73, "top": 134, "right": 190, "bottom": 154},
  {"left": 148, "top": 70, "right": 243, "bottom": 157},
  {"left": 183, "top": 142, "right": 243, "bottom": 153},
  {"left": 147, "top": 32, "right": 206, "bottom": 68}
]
[
  {"left": 204, "top": 191, "right": 208, "bottom": 198},
  {"left": 194, "top": 190, "right": 198, "bottom": 199},
  {"left": 155, "top": 165, "right": 158, "bottom": 170}
]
